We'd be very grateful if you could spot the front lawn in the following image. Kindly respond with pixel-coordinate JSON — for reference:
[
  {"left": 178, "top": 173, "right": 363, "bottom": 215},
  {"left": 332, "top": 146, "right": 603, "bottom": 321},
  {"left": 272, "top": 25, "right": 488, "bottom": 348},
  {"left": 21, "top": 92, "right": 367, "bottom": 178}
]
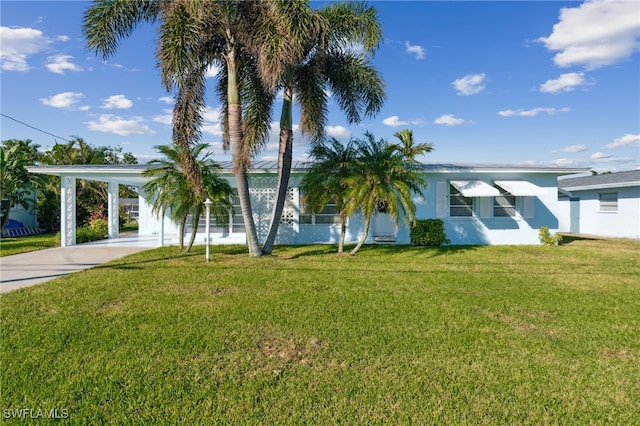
[
  {"left": 0, "top": 233, "right": 59, "bottom": 257},
  {"left": 1, "top": 240, "right": 639, "bottom": 424}
]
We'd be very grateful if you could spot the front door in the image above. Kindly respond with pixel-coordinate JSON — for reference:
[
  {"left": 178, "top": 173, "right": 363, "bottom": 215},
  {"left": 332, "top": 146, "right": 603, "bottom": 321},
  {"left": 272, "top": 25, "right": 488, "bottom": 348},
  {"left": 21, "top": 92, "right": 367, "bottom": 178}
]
[{"left": 372, "top": 212, "right": 396, "bottom": 242}]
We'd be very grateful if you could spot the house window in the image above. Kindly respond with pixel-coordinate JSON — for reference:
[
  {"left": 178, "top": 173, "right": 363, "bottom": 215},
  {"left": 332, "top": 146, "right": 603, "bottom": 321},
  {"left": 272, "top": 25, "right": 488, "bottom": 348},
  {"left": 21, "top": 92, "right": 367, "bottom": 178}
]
[
  {"left": 299, "top": 194, "right": 341, "bottom": 225},
  {"left": 599, "top": 192, "right": 618, "bottom": 212},
  {"left": 230, "top": 189, "right": 246, "bottom": 232},
  {"left": 449, "top": 185, "right": 473, "bottom": 217},
  {"left": 494, "top": 186, "right": 516, "bottom": 217}
]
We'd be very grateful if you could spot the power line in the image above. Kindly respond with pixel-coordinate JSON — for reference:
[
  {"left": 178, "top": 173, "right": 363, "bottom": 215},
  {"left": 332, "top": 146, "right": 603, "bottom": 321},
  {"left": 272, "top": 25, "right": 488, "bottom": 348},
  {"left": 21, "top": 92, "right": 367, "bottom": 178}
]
[{"left": 0, "top": 113, "right": 71, "bottom": 142}]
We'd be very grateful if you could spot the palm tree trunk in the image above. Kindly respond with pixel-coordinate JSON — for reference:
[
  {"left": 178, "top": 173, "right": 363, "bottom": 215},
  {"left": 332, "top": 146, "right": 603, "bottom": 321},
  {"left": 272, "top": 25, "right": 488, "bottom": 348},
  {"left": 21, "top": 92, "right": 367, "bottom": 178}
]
[
  {"left": 186, "top": 213, "right": 200, "bottom": 252},
  {"left": 227, "top": 54, "right": 262, "bottom": 257},
  {"left": 263, "top": 83, "right": 294, "bottom": 255},
  {"left": 350, "top": 214, "right": 371, "bottom": 256},
  {"left": 338, "top": 213, "right": 347, "bottom": 253},
  {"left": 178, "top": 215, "right": 186, "bottom": 249}
]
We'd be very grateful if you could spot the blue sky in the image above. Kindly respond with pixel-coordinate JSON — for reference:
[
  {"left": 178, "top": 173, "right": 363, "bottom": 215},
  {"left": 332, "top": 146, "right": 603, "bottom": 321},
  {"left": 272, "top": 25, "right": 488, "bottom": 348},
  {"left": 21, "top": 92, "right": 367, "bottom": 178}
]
[{"left": 1, "top": 0, "right": 639, "bottom": 172}]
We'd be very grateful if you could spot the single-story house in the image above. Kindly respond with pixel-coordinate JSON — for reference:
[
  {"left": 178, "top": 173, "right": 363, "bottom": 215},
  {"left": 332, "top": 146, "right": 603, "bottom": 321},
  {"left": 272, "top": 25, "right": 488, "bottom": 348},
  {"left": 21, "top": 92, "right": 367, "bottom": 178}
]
[
  {"left": 558, "top": 169, "right": 640, "bottom": 239},
  {"left": 27, "top": 162, "right": 587, "bottom": 247}
]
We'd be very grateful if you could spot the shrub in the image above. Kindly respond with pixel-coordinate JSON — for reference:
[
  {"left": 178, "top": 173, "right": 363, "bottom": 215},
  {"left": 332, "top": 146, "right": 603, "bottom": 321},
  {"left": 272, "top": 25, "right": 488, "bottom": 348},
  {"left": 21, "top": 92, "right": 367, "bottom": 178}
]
[
  {"left": 539, "top": 226, "right": 563, "bottom": 246},
  {"left": 89, "top": 218, "right": 109, "bottom": 237},
  {"left": 411, "top": 219, "right": 450, "bottom": 246}
]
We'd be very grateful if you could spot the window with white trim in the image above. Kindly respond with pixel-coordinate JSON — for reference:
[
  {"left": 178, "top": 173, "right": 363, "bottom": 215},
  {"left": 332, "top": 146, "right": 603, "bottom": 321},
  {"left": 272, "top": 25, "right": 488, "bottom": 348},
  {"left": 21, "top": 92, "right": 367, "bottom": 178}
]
[
  {"left": 230, "top": 189, "right": 246, "bottom": 232},
  {"left": 599, "top": 192, "right": 618, "bottom": 212},
  {"left": 299, "top": 194, "right": 341, "bottom": 225},
  {"left": 449, "top": 185, "right": 473, "bottom": 217},
  {"left": 493, "top": 186, "right": 516, "bottom": 217}
]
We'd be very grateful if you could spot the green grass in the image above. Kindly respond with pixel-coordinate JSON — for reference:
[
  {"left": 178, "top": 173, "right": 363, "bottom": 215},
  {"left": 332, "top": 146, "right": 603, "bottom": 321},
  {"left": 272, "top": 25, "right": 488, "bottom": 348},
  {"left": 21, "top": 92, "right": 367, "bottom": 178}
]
[
  {"left": 1, "top": 240, "right": 639, "bottom": 424},
  {"left": 0, "top": 233, "right": 59, "bottom": 257}
]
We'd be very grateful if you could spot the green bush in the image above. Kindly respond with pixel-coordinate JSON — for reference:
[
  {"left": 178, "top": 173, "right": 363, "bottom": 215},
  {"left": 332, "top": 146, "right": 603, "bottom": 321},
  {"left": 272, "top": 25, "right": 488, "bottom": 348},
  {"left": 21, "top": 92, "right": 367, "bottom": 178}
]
[
  {"left": 410, "top": 219, "right": 450, "bottom": 246},
  {"left": 538, "top": 226, "right": 563, "bottom": 246},
  {"left": 89, "top": 218, "right": 109, "bottom": 237}
]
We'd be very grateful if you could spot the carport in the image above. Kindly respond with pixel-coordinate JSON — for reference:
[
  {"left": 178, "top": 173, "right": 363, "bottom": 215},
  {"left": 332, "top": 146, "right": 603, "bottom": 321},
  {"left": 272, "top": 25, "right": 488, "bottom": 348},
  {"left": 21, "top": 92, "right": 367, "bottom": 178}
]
[{"left": 27, "top": 164, "right": 161, "bottom": 247}]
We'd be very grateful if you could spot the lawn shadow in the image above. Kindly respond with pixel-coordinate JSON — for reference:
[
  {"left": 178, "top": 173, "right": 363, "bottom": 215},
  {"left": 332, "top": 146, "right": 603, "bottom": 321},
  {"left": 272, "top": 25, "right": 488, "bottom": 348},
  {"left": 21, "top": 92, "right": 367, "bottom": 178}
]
[{"left": 356, "top": 244, "right": 480, "bottom": 258}]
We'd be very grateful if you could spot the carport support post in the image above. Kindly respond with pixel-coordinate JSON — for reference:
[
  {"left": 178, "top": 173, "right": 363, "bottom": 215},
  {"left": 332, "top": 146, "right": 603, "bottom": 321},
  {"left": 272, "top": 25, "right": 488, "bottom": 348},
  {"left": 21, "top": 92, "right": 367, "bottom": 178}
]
[
  {"left": 60, "top": 175, "right": 76, "bottom": 247},
  {"left": 108, "top": 182, "right": 119, "bottom": 239}
]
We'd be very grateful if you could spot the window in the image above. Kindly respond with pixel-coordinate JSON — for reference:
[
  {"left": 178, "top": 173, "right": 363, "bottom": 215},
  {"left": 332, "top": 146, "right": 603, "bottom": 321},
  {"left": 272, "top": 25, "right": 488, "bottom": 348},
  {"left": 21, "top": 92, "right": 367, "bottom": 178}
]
[
  {"left": 230, "top": 189, "right": 246, "bottom": 232},
  {"left": 494, "top": 186, "right": 516, "bottom": 217},
  {"left": 299, "top": 194, "right": 341, "bottom": 225},
  {"left": 449, "top": 185, "right": 473, "bottom": 217},
  {"left": 599, "top": 192, "right": 618, "bottom": 212}
]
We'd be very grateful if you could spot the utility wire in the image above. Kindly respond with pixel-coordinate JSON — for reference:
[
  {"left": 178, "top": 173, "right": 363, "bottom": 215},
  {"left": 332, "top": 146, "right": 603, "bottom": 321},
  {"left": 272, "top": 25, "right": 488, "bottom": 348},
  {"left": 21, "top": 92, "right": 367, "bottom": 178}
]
[{"left": 1, "top": 113, "right": 71, "bottom": 142}]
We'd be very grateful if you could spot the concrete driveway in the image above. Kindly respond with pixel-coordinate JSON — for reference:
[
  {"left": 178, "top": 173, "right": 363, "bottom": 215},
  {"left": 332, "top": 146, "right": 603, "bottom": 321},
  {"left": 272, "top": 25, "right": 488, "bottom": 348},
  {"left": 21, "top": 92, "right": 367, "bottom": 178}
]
[{"left": 0, "top": 235, "right": 165, "bottom": 293}]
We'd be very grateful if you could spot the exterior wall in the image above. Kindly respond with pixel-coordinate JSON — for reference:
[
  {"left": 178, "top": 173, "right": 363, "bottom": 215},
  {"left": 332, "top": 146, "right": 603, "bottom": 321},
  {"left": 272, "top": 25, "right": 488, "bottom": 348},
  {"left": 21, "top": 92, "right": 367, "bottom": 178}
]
[
  {"left": 141, "top": 170, "right": 564, "bottom": 247},
  {"left": 411, "top": 172, "right": 560, "bottom": 245},
  {"left": 7, "top": 203, "right": 38, "bottom": 228},
  {"left": 559, "top": 186, "right": 640, "bottom": 238}
]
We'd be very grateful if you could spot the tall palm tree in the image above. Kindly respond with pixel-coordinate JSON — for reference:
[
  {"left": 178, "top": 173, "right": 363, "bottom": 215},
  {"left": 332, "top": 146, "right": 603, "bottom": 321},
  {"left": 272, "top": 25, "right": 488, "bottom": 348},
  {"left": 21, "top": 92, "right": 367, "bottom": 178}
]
[
  {"left": 142, "top": 143, "right": 231, "bottom": 252},
  {"left": 346, "top": 132, "right": 428, "bottom": 256},
  {"left": 262, "top": 1, "right": 386, "bottom": 254},
  {"left": 392, "top": 129, "right": 434, "bottom": 162},
  {"left": 299, "top": 138, "right": 358, "bottom": 254},
  {"left": 84, "top": 0, "right": 315, "bottom": 257}
]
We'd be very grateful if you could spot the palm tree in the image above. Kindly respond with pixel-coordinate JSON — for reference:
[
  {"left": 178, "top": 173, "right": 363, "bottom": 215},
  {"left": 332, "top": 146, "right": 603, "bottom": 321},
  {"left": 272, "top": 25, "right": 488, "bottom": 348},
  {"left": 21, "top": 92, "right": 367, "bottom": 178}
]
[
  {"left": 299, "top": 138, "right": 358, "bottom": 254},
  {"left": 262, "top": 1, "right": 386, "bottom": 254},
  {"left": 392, "top": 129, "right": 434, "bottom": 162},
  {"left": 84, "top": 0, "right": 317, "bottom": 257},
  {"left": 346, "top": 132, "right": 428, "bottom": 256},
  {"left": 142, "top": 143, "right": 231, "bottom": 252},
  {"left": 0, "top": 140, "right": 41, "bottom": 231}
]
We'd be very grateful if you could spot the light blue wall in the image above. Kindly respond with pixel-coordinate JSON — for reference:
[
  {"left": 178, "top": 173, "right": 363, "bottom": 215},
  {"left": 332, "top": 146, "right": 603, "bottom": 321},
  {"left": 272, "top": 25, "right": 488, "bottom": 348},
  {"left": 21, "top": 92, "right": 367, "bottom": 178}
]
[{"left": 143, "top": 170, "right": 564, "bottom": 246}]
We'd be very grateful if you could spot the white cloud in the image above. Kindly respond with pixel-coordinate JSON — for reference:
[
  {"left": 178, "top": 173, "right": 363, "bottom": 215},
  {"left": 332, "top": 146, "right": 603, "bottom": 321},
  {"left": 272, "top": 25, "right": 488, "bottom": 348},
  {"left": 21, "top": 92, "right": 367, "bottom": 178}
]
[
  {"left": 158, "top": 96, "right": 174, "bottom": 105},
  {"left": 404, "top": 41, "right": 425, "bottom": 60},
  {"left": 101, "top": 94, "right": 133, "bottom": 109},
  {"left": 326, "top": 125, "right": 350, "bottom": 140},
  {"left": 538, "top": 0, "right": 640, "bottom": 70},
  {"left": 382, "top": 115, "right": 424, "bottom": 127},
  {"left": 0, "top": 26, "right": 50, "bottom": 71},
  {"left": 591, "top": 151, "right": 610, "bottom": 160},
  {"left": 498, "top": 107, "right": 570, "bottom": 117},
  {"left": 452, "top": 73, "right": 486, "bottom": 95},
  {"left": 40, "top": 91, "right": 83, "bottom": 108},
  {"left": 202, "top": 123, "right": 223, "bottom": 136},
  {"left": 433, "top": 114, "right": 465, "bottom": 126},
  {"left": 86, "top": 114, "right": 155, "bottom": 136},
  {"left": 606, "top": 133, "right": 640, "bottom": 148},
  {"left": 382, "top": 116, "right": 408, "bottom": 127},
  {"left": 205, "top": 64, "right": 221, "bottom": 78},
  {"left": 202, "top": 106, "right": 222, "bottom": 123},
  {"left": 540, "top": 72, "right": 588, "bottom": 93},
  {"left": 153, "top": 110, "right": 173, "bottom": 126},
  {"left": 45, "top": 54, "right": 82, "bottom": 74},
  {"left": 562, "top": 144, "right": 588, "bottom": 153}
]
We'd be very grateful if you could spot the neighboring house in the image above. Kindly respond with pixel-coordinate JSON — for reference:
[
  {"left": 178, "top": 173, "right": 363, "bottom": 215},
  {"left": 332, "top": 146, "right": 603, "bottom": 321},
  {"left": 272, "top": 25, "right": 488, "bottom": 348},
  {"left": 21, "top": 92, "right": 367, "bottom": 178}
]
[
  {"left": 1, "top": 191, "right": 41, "bottom": 237},
  {"left": 27, "top": 162, "right": 586, "bottom": 247},
  {"left": 558, "top": 170, "right": 640, "bottom": 239}
]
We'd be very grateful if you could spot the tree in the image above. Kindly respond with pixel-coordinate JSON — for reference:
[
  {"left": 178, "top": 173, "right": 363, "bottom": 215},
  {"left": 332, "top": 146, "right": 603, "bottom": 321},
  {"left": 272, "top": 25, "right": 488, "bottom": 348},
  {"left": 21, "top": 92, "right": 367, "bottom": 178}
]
[
  {"left": 38, "top": 137, "right": 138, "bottom": 228},
  {"left": 84, "top": 0, "right": 316, "bottom": 257},
  {"left": 0, "top": 140, "right": 41, "bottom": 231},
  {"left": 299, "top": 138, "right": 358, "bottom": 254},
  {"left": 261, "top": 1, "right": 386, "bottom": 254},
  {"left": 142, "top": 143, "right": 231, "bottom": 252},
  {"left": 346, "top": 132, "right": 428, "bottom": 256},
  {"left": 392, "top": 129, "right": 433, "bottom": 162}
]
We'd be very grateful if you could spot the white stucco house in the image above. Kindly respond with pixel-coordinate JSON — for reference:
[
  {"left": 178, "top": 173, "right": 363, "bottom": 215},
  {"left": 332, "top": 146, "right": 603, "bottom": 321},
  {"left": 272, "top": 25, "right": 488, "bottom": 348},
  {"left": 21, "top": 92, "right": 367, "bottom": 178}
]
[
  {"left": 27, "top": 162, "right": 587, "bottom": 247},
  {"left": 558, "top": 169, "right": 640, "bottom": 239}
]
